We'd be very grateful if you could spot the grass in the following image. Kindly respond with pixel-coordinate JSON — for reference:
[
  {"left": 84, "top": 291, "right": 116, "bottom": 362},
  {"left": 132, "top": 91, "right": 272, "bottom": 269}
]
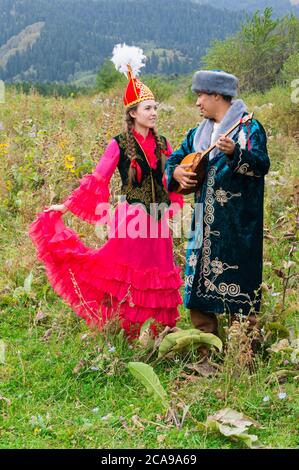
[
  {"left": 1, "top": 303, "right": 298, "bottom": 448},
  {"left": 0, "top": 84, "right": 298, "bottom": 448}
]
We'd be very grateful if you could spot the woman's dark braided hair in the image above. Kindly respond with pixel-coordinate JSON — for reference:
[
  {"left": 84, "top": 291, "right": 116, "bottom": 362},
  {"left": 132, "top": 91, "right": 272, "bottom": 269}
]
[{"left": 125, "top": 105, "right": 166, "bottom": 185}]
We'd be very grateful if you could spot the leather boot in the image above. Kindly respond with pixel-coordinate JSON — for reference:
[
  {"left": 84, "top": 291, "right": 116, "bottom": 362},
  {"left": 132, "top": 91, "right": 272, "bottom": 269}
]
[{"left": 190, "top": 309, "right": 219, "bottom": 357}]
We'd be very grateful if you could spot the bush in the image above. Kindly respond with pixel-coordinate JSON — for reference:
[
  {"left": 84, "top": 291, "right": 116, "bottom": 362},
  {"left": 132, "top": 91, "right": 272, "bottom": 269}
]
[
  {"left": 142, "top": 75, "right": 177, "bottom": 102},
  {"left": 95, "top": 60, "right": 126, "bottom": 92}
]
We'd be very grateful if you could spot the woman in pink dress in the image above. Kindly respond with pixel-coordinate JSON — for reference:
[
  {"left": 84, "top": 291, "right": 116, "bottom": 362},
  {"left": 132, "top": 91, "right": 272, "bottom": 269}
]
[{"left": 29, "top": 45, "right": 183, "bottom": 337}]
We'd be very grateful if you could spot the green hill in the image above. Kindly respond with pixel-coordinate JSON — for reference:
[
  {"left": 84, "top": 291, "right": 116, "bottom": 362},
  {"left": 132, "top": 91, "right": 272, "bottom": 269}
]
[{"left": 0, "top": 0, "right": 243, "bottom": 82}]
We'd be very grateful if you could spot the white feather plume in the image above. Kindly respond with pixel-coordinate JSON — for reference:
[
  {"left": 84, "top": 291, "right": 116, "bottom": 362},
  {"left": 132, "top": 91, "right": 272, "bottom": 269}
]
[{"left": 111, "top": 43, "right": 146, "bottom": 77}]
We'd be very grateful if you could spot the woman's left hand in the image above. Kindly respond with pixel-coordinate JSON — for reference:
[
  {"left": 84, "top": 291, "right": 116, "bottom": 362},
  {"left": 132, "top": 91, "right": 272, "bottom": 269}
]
[{"left": 44, "top": 204, "right": 68, "bottom": 213}]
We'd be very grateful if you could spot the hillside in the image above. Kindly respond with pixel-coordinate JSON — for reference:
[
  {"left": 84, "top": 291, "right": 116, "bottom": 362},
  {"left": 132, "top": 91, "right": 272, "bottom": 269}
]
[
  {"left": 0, "top": 0, "right": 244, "bottom": 82},
  {"left": 195, "top": 0, "right": 299, "bottom": 16}
]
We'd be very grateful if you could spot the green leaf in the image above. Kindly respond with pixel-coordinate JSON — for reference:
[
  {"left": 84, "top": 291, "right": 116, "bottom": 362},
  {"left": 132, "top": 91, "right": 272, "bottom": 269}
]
[
  {"left": 158, "top": 329, "right": 223, "bottom": 359},
  {"left": 128, "top": 362, "right": 169, "bottom": 409}
]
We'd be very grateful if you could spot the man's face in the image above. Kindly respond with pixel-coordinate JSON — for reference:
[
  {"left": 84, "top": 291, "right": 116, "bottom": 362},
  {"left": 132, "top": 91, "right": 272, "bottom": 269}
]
[{"left": 195, "top": 92, "right": 218, "bottom": 119}]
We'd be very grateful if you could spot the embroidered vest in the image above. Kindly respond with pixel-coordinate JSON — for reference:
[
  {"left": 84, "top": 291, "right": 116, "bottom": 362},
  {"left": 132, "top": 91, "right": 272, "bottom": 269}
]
[{"left": 114, "top": 132, "right": 170, "bottom": 218}]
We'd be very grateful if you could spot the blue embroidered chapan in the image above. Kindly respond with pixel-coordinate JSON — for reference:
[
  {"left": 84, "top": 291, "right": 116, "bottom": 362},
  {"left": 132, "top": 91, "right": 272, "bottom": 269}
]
[{"left": 165, "top": 117, "right": 270, "bottom": 316}]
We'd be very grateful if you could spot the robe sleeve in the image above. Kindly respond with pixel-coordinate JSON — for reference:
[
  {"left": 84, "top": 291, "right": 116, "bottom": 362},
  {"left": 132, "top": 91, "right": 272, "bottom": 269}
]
[
  {"left": 227, "top": 120, "right": 270, "bottom": 177},
  {"left": 162, "top": 140, "right": 184, "bottom": 210},
  {"left": 63, "top": 139, "right": 120, "bottom": 224},
  {"left": 164, "top": 128, "right": 195, "bottom": 192}
]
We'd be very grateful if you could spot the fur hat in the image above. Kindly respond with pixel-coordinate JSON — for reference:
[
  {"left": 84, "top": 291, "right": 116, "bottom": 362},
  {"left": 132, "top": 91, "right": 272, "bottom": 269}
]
[{"left": 191, "top": 70, "right": 238, "bottom": 97}]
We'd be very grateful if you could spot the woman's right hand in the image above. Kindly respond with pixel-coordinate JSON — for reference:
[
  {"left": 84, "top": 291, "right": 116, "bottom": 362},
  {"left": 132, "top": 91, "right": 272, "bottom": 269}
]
[
  {"left": 44, "top": 204, "right": 68, "bottom": 213},
  {"left": 173, "top": 163, "right": 197, "bottom": 190}
]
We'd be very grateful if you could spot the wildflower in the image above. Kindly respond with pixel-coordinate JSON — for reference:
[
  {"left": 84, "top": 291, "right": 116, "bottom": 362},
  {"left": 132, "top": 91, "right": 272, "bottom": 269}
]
[
  {"left": 108, "top": 346, "right": 116, "bottom": 353},
  {"left": 278, "top": 392, "right": 287, "bottom": 400},
  {"left": 5, "top": 180, "right": 12, "bottom": 191},
  {"left": 263, "top": 395, "right": 270, "bottom": 402},
  {"left": 92, "top": 407, "right": 99, "bottom": 413},
  {"left": 64, "top": 154, "right": 76, "bottom": 173},
  {"left": 65, "top": 162, "right": 74, "bottom": 169},
  {"left": 0, "top": 143, "right": 9, "bottom": 156}
]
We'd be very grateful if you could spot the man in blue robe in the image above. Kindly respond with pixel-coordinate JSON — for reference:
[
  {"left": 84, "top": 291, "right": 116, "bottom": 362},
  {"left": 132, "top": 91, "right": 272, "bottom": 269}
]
[{"left": 165, "top": 70, "right": 270, "bottom": 335}]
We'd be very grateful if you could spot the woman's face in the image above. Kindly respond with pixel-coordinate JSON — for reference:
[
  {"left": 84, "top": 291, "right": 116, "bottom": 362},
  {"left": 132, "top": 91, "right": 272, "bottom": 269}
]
[{"left": 129, "top": 100, "right": 158, "bottom": 129}]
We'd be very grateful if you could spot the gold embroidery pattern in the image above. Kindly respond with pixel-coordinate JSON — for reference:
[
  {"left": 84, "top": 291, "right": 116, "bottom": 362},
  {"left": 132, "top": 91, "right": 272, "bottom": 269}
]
[
  {"left": 234, "top": 150, "right": 260, "bottom": 177},
  {"left": 196, "top": 166, "right": 251, "bottom": 303},
  {"left": 117, "top": 133, "right": 129, "bottom": 154},
  {"left": 122, "top": 175, "right": 170, "bottom": 215},
  {"left": 185, "top": 274, "right": 194, "bottom": 288},
  {"left": 122, "top": 175, "right": 153, "bottom": 210},
  {"left": 237, "top": 163, "right": 255, "bottom": 176},
  {"left": 215, "top": 187, "right": 242, "bottom": 206},
  {"left": 135, "top": 80, "right": 155, "bottom": 101},
  {"left": 117, "top": 133, "right": 170, "bottom": 215}
]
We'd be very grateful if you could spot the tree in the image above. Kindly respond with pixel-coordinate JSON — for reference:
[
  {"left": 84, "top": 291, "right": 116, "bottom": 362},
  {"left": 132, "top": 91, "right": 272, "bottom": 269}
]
[
  {"left": 95, "top": 59, "right": 126, "bottom": 92},
  {"left": 279, "top": 52, "right": 299, "bottom": 85},
  {"left": 203, "top": 8, "right": 299, "bottom": 93}
]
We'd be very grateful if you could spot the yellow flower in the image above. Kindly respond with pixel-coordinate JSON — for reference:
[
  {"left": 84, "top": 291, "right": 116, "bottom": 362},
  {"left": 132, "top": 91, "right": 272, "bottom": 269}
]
[
  {"left": 65, "top": 162, "right": 74, "bottom": 169},
  {"left": 0, "top": 143, "right": 9, "bottom": 156},
  {"left": 5, "top": 180, "right": 13, "bottom": 191}
]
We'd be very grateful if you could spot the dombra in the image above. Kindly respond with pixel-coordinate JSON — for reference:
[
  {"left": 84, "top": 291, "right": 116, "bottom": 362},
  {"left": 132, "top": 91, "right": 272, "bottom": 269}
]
[{"left": 177, "top": 112, "right": 254, "bottom": 195}]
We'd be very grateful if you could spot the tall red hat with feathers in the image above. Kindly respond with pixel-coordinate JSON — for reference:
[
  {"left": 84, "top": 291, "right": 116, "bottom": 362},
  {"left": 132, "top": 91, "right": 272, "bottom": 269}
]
[{"left": 111, "top": 43, "right": 155, "bottom": 107}]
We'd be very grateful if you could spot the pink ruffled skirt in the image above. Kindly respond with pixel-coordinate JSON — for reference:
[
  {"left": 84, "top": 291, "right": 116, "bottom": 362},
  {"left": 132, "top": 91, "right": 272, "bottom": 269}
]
[{"left": 29, "top": 202, "right": 183, "bottom": 335}]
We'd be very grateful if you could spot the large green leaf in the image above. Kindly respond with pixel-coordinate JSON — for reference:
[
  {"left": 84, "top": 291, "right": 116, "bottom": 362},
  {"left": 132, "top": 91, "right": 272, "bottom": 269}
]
[
  {"left": 158, "top": 329, "right": 223, "bottom": 359},
  {"left": 128, "top": 362, "right": 169, "bottom": 409}
]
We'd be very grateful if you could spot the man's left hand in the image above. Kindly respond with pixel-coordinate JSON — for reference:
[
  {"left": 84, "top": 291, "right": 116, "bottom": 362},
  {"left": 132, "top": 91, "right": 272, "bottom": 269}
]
[{"left": 216, "top": 135, "right": 235, "bottom": 156}]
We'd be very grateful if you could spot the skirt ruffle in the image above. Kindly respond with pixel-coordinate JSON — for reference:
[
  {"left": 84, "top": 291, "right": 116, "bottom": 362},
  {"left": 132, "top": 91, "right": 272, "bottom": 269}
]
[{"left": 29, "top": 208, "right": 183, "bottom": 334}]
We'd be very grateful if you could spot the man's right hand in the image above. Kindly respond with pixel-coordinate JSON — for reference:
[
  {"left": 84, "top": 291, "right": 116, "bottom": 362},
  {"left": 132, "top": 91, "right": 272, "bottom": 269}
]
[
  {"left": 44, "top": 204, "right": 68, "bottom": 213},
  {"left": 173, "top": 163, "right": 197, "bottom": 190}
]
